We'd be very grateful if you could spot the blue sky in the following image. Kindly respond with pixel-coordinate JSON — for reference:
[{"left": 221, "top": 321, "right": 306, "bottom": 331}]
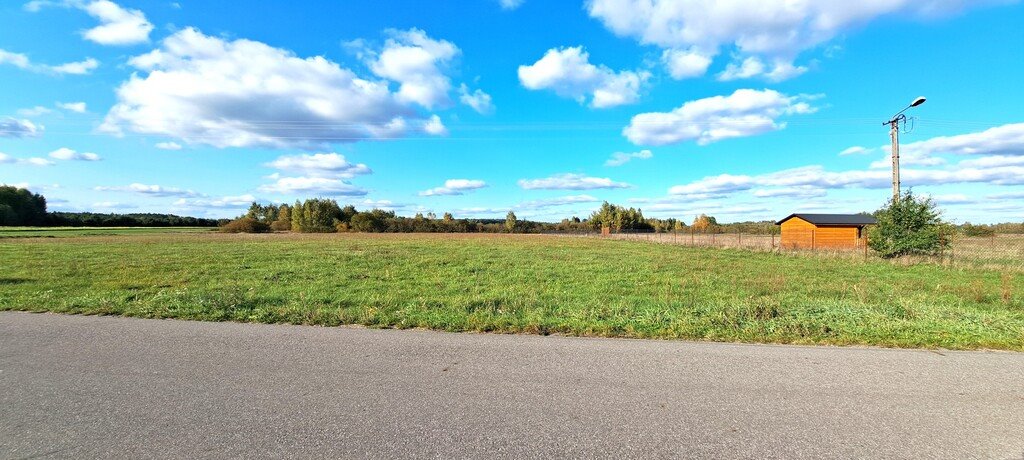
[{"left": 1, "top": 0, "right": 1023, "bottom": 223}]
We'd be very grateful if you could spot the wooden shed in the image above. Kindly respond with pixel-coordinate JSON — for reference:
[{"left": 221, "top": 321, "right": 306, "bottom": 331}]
[{"left": 775, "top": 213, "right": 876, "bottom": 249}]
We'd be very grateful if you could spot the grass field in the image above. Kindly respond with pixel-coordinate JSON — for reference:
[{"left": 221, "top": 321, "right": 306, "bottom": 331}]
[
  {"left": 0, "top": 227, "right": 215, "bottom": 238},
  {"left": 2, "top": 231, "right": 1022, "bottom": 350}
]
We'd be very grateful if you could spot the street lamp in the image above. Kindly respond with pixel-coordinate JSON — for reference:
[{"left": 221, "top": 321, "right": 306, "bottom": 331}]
[{"left": 884, "top": 97, "right": 927, "bottom": 201}]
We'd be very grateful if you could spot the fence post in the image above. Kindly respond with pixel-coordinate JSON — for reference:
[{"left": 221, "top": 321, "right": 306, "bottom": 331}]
[
  {"left": 690, "top": 227, "right": 694, "bottom": 246},
  {"left": 864, "top": 233, "right": 868, "bottom": 261},
  {"left": 771, "top": 230, "right": 775, "bottom": 249},
  {"left": 811, "top": 229, "right": 815, "bottom": 250},
  {"left": 737, "top": 228, "right": 741, "bottom": 246}
]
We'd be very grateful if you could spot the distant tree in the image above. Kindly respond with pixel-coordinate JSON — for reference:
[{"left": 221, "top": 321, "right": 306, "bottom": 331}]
[
  {"left": 350, "top": 209, "right": 395, "bottom": 232},
  {"left": 443, "top": 212, "right": 454, "bottom": 221},
  {"left": 270, "top": 204, "right": 292, "bottom": 231},
  {"left": 869, "top": 190, "right": 950, "bottom": 258},
  {"left": 692, "top": 214, "right": 717, "bottom": 233},
  {"left": 0, "top": 185, "right": 47, "bottom": 226},
  {"left": 505, "top": 211, "right": 517, "bottom": 233},
  {"left": 289, "top": 199, "right": 342, "bottom": 233}
]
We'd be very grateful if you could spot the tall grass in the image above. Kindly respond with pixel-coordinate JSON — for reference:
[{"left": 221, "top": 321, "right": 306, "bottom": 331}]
[{"left": 1, "top": 232, "right": 1022, "bottom": 350}]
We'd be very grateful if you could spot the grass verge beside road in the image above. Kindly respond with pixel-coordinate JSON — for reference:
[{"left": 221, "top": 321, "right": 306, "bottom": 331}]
[{"left": 1, "top": 232, "right": 1022, "bottom": 350}]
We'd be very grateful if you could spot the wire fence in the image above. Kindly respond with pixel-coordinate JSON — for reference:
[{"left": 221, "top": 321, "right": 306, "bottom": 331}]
[{"left": 545, "top": 228, "right": 1024, "bottom": 271}]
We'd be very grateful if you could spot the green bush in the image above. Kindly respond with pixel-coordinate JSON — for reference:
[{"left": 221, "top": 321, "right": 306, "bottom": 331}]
[
  {"left": 219, "top": 217, "right": 271, "bottom": 233},
  {"left": 868, "top": 190, "right": 950, "bottom": 258}
]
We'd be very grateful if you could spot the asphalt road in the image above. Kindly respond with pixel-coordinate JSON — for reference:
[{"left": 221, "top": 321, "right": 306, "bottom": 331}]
[{"left": 2, "top": 312, "right": 1023, "bottom": 459}]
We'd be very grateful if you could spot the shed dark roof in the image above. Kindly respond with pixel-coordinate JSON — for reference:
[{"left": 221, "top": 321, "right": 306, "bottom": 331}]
[{"left": 775, "top": 213, "right": 877, "bottom": 226}]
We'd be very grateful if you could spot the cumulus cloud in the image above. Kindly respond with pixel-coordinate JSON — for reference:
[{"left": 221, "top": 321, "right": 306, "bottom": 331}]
[
  {"left": 48, "top": 147, "right": 101, "bottom": 161},
  {"left": 586, "top": 0, "right": 1008, "bottom": 80},
  {"left": 18, "top": 106, "right": 52, "bottom": 117},
  {"left": 48, "top": 57, "right": 100, "bottom": 75},
  {"left": 155, "top": 142, "right": 182, "bottom": 150},
  {"left": 265, "top": 153, "right": 372, "bottom": 179},
  {"left": 605, "top": 149, "right": 653, "bottom": 167},
  {"left": 661, "top": 48, "right": 712, "bottom": 79},
  {"left": 459, "top": 84, "right": 495, "bottom": 115},
  {"left": 257, "top": 176, "right": 368, "bottom": 196},
  {"left": 259, "top": 152, "right": 371, "bottom": 196},
  {"left": 56, "top": 101, "right": 87, "bottom": 113},
  {"left": 0, "top": 117, "right": 43, "bottom": 138},
  {"left": 0, "top": 153, "right": 54, "bottom": 166},
  {"left": 668, "top": 158, "right": 1024, "bottom": 199},
  {"left": 717, "top": 56, "right": 806, "bottom": 82},
  {"left": 25, "top": 0, "right": 153, "bottom": 45},
  {"left": 173, "top": 194, "right": 256, "bottom": 209},
  {"left": 0, "top": 48, "right": 98, "bottom": 75},
  {"left": 839, "top": 146, "right": 871, "bottom": 156},
  {"left": 419, "top": 179, "right": 488, "bottom": 196},
  {"left": 623, "top": 89, "right": 817, "bottom": 146},
  {"left": 366, "top": 28, "right": 460, "bottom": 109},
  {"left": 100, "top": 28, "right": 447, "bottom": 149},
  {"left": 95, "top": 183, "right": 200, "bottom": 197},
  {"left": 519, "top": 173, "right": 631, "bottom": 190},
  {"left": 518, "top": 46, "right": 650, "bottom": 108},
  {"left": 516, "top": 194, "right": 601, "bottom": 210}
]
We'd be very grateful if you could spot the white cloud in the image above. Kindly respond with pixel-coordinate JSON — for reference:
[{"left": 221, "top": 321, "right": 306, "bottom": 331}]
[
  {"left": 80, "top": 0, "right": 153, "bottom": 45},
  {"left": 56, "top": 101, "right": 87, "bottom": 113},
  {"left": 717, "top": 56, "right": 806, "bottom": 82},
  {"left": 367, "top": 28, "right": 459, "bottom": 109},
  {"left": 265, "top": 153, "right": 372, "bottom": 179},
  {"left": 100, "top": 28, "right": 445, "bottom": 149},
  {"left": 0, "top": 49, "right": 32, "bottom": 68},
  {"left": 174, "top": 194, "right": 256, "bottom": 209},
  {"left": 661, "top": 48, "right": 713, "bottom": 79},
  {"left": 91, "top": 201, "right": 137, "bottom": 210},
  {"left": 518, "top": 46, "right": 649, "bottom": 108},
  {"left": 519, "top": 173, "right": 631, "bottom": 190},
  {"left": 25, "top": 0, "right": 153, "bottom": 45},
  {"left": 0, "top": 118, "right": 43, "bottom": 138},
  {"left": 605, "top": 149, "right": 653, "bottom": 167},
  {"left": 3, "top": 155, "right": 54, "bottom": 167},
  {"left": 18, "top": 106, "right": 53, "bottom": 117},
  {"left": 667, "top": 158, "right": 1024, "bottom": 199},
  {"left": 95, "top": 183, "right": 200, "bottom": 197},
  {"left": 586, "top": 0, "right": 1007, "bottom": 80},
  {"left": 257, "top": 176, "right": 369, "bottom": 196},
  {"left": 624, "top": 89, "right": 817, "bottom": 146},
  {"left": 752, "top": 186, "right": 827, "bottom": 198},
  {"left": 48, "top": 147, "right": 101, "bottom": 161},
  {"left": 155, "top": 142, "right": 182, "bottom": 150},
  {"left": 0, "top": 48, "right": 97, "bottom": 75},
  {"left": 459, "top": 84, "right": 495, "bottom": 115},
  {"left": 423, "top": 115, "right": 448, "bottom": 136},
  {"left": 839, "top": 146, "right": 871, "bottom": 156},
  {"left": 49, "top": 57, "right": 100, "bottom": 75},
  {"left": 516, "top": 194, "right": 601, "bottom": 210},
  {"left": 419, "top": 179, "right": 488, "bottom": 196},
  {"left": 499, "top": 0, "right": 524, "bottom": 10}
]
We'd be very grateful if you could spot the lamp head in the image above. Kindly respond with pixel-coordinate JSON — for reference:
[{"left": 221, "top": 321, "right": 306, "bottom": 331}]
[{"left": 910, "top": 97, "right": 926, "bottom": 108}]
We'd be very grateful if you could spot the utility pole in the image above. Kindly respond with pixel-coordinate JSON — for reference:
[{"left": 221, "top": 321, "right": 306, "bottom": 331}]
[
  {"left": 889, "top": 117, "right": 900, "bottom": 200},
  {"left": 884, "top": 97, "right": 927, "bottom": 201}
]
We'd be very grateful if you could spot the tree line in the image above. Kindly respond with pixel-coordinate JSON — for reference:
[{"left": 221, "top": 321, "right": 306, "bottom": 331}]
[{"left": 0, "top": 185, "right": 219, "bottom": 227}]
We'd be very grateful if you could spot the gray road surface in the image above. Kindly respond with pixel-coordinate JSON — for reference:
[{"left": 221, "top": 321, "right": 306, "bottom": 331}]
[{"left": 1, "top": 311, "right": 1022, "bottom": 459}]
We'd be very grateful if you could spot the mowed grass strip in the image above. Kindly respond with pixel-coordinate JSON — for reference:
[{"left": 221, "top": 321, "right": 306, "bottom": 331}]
[{"left": 1, "top": 232, "right": 1022, "bottom": 350}]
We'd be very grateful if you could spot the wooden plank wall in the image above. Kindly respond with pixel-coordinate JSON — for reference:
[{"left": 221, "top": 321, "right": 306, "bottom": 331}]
[{"left": 780, "top": 217, "right": 862, "bottom": 249}]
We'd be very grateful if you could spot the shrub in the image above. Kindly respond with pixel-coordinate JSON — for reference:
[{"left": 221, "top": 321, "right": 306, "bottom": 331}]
[
  {"left": 960, "top": 223, "right": 995, "bottom": 237},
  {"left": 219, "top": 217, "right": 271, "bottom": 233},
  {"left": 269, "top": 220, "right": 292, "bottom": 232},
  {"left": 868, "top": 190, "right": 950, "bottom": 258}
]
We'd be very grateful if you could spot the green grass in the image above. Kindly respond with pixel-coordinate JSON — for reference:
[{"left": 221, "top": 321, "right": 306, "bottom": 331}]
[
  {"left": 2, "top": 232, "right": 1022, "bottom": 350},
  {"left": 0, "top": 226, "right": 215, "bottom": 238}
]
